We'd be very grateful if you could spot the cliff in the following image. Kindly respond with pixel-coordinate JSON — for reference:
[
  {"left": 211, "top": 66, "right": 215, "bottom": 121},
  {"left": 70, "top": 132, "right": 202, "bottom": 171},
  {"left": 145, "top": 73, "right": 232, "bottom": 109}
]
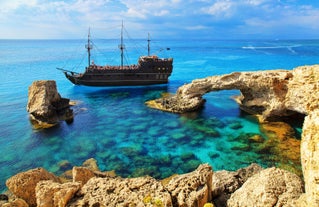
[{"left": 146, "top": 64, "right": 319, "bottom": 206}]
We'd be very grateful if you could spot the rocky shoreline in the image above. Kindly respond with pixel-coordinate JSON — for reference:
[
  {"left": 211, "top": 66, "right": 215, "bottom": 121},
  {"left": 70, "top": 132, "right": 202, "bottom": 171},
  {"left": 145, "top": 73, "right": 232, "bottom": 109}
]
[
  {"left": 146, "top": 64, "right": 319, "bottom": 206},
  {"left": 0, "top": 158, "right": 304, "bottom": 207},
  {"left": 11, "top": 65, "right": 318, "bottom": 206}
]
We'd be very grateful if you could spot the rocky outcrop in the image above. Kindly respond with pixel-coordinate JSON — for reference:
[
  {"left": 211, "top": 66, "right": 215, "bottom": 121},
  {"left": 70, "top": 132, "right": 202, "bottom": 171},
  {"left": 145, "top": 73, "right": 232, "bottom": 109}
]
[
  {"left": 72, "top": 167, "right": 95, "bottom": 186},
  {"left": 27, "top": 80, "right": 73, "bottom": 129},
  {"left": 227, "top": 167, "right": 304, "bottom": 207},
  {"left": 35, "top": 180, "right": 81, "bottom": 207},
  {"left": 146, "top": 65, "right": 319, "bottom": 121},
  {"left": 212, "top": 163, "right": 263, "bottom": 207},
  {"left": 146, "top": 64, "right": 319, "bottom": 206},
  {"left": 3, "top": 162, "right": 214, "bottom": 207},
  {"left": 5, "top": 167, "right": 60, "bottom": 206},
  {"left": 300, "top": 109, "right": 319, "bottom": 206},
  {"left": 165, "top": 163, "right": 212, "bottom": 207},
  {"left": 3, "top": 160, "right": 304, "bottom": 207},
  {"left": 70, "top": 176, "right": 172, "bottom": 206}
]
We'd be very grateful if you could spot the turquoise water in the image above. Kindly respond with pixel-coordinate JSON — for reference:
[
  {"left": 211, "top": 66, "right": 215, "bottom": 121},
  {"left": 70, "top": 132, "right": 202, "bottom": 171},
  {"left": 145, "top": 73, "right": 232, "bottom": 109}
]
[{"left": 1, "top": 39, "right": 318, "bottom": 192}]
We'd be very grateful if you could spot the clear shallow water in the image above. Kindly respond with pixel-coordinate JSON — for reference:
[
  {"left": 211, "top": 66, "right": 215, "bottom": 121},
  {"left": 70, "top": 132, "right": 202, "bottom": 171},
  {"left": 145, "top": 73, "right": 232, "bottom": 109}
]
[{"left": 1, "top": 39, "right": 318, "bottom": 192}]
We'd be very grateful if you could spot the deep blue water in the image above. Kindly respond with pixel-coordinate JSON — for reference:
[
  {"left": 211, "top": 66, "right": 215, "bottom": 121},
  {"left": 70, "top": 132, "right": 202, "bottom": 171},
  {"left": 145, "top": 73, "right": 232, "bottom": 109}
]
[{"left": 1, "top": 38, "right": 318, "bottom": 192}]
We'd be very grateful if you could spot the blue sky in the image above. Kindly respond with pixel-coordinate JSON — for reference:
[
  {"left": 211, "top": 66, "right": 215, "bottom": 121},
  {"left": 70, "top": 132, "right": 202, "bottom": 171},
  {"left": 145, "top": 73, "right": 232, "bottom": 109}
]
[{"left": 1, "top": 0, "right": 319, "bottom": 39}]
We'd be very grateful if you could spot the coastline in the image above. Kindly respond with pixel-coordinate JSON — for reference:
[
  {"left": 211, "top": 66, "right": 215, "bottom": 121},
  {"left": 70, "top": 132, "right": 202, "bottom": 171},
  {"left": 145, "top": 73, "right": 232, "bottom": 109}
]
[
  {"left": 1, "top": 158, "right": 304, "bottom": 207},
  {"left": 3, "top": 64, "right": 319, "bottom": 206}
]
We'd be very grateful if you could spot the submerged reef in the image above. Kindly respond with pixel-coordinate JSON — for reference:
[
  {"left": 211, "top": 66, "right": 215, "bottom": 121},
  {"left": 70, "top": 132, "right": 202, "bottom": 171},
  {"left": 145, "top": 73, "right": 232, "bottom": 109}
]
[{"left": 147, "top": 64, "right": 319, "bottom": 206}]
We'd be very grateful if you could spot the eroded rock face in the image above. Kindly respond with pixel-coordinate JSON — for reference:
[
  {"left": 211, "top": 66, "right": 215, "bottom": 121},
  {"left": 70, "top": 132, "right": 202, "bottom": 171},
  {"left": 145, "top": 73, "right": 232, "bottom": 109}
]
[
  {"left": 69, "top": 176, "right": 172, "bottom": 207},
  {"left": 27, "top": 80, "right": 73, "bottom": 128},
  {"left": 146, "top": 65, "right": 319, "bottom": 121},
  {"left": 36, "top": 180, "right": 81, "bottom": 207},
  {"left": 212, "top": 163, "right": 263, "bottom": 207},
  {"left": 5, "top": 167, "right": 60, "bottom": 206},
  {"left": 301, "top": 109, "right": 319, "bottom": 206},
  {"left": 72, "top": 166, "right": 95, "bottom": 186},
  {"left": 227, "top": 167, "right": 304, "bottom": 207},
  {"left": 165, "top": 163, "right": 213, "bottom": 207}
]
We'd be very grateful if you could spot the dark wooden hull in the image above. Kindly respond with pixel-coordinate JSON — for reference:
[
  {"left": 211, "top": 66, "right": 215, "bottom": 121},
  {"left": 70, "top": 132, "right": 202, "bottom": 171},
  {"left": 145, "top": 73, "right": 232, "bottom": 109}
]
[
  {"left": 63, "top": 56, "right": 173, "bottom": 87},
  {"left": 64, "top": 72, "right": 170, "bottom": 86}
]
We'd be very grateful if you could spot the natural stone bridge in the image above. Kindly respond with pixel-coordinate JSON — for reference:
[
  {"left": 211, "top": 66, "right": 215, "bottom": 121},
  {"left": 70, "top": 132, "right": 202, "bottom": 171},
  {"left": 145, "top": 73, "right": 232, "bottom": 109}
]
[
  {"left": 147, "top": 64, "right": 319, "bottom": 206},
  {"left": 147, "top": 65, "right": 318, "bottom": 121}
]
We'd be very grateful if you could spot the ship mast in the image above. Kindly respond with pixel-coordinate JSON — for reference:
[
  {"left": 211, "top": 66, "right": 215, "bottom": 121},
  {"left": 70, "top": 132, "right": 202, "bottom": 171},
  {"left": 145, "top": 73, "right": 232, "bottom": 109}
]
[
  {"left": 147, "top": 33, "right": 151, "bottom": 56},
  {"left": 85, "top": 28, "right": 93, "bottom": 67},
  {"left": 118, "top": 21, "right": 125, "bottom": 69}
]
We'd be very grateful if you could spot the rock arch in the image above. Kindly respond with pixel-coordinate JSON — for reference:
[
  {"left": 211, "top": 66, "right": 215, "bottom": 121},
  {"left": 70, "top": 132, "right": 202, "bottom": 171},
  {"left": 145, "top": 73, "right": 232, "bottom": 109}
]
[{"left": 146, "top": 64, "right": 319, "bottom": 205}]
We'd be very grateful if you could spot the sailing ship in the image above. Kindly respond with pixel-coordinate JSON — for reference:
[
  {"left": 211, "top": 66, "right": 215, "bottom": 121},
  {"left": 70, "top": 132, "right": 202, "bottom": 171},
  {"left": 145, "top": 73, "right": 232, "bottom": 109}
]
[{"left": 57, "top": 24, "right": 173, "bottom": 86}]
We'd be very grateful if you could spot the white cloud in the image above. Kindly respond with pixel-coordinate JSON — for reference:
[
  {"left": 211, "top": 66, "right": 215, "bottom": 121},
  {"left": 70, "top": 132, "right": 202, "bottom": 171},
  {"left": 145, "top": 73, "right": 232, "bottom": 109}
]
[
  {"left": 185, "top": 25, "right": 208, "bottom": 30},
  {"left": 205, "top": 0, "right": 234, "bottom": 18},
  {"left": 1, "top": 0, "right": 319, "bottom": 39},
  {"left": 0, "top": 0, "right": 38, "bottom": 12}
]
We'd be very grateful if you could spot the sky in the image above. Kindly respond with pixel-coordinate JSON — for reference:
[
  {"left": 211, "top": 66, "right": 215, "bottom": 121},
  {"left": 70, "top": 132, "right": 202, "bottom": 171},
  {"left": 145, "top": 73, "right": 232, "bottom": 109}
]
[{"left": 1, "top": 0, "right": 319, "bottom": 39}]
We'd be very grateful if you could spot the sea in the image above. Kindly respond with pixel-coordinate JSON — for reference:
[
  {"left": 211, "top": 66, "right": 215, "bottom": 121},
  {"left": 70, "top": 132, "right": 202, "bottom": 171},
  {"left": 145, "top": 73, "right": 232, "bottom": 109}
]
[{"left": 1, "top": 38, "right": 318, "bottom": 192}]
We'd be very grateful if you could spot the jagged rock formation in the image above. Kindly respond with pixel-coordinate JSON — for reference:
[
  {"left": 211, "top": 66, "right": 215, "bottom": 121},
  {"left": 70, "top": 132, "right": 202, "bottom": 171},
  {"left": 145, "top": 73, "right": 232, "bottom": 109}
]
[
  {"left": 212, "top": 163, "right": 263, "bottom": 206},
  {"left": 3, "top": 159, "right": 305, "bottom": 207},
  {"left": 227, "top": 167, "right": 304, "bottom": 207},
  {"left": 146, "top": 65, "right": 318, "bottom": 121},
  {"left": 146, "top": 64, "right": 319, "bottom": 206},
  {"left": 165, "top": 164, "right": 212, "bottom": 207},
  {"left": 4, "top": 161, "right": 214, "bottom": 207},
  {"left": 5, "top": 168, "right": 60, "bottom": 206},
  {"left": 27, "top": 80, "right": 73, "bottom": 129},
  {"left": 300, "top": 109, "right": 319, "bottom": 206}
]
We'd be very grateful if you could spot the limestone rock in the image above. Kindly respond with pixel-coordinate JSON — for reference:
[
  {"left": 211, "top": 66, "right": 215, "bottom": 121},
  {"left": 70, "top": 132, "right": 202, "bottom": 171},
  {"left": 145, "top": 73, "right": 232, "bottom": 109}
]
[
  {"left": 72, "top": 166, "right": 95, "bottom": 186},
  {"left": 2, "top": 198, "right": 29, "bottom": 207},
  {"left": 6, "top": 167, "right": 60, "bottom": 206},
  {"left": 165, "top": 163, "right": 213, "bottom": 207},
  {"left": 146, "top": 65, "right": 319, "bottom": 121},
  {"left": 35, "top": 180, "right": 81, "bottom": 207},
  {"left": 69, "top": 176, "right": 172, "bottom": 207},
  {"left": 212, "top": 163, "right": 263, "bottom": 207},
  {"left": 27, "top": 80, "right": 73, "bottom": 128},
  {"left": 300, "top": 109, "right": 319, "bottom": 206},
  {"left": 81, "top": 158, "right": 100, "bottom": 171},
  {"left": 227, "top": 167, "right": 304, "bottom": 207}
]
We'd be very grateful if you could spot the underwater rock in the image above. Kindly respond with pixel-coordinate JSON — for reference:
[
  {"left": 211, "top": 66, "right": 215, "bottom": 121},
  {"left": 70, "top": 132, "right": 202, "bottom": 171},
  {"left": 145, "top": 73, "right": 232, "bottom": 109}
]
[
  {"left": 6, "top": 167, "right": 60, "bottom": 206},
  {"left": 248, "top": 134, "right": 265, "bottom": 143},
  {"left": 258, "top": 121, "right": 302, "bottom": 176},
  {"left": 82, "top": 158, "right": 100, "bottom": 172},
  {"left": 58, "top": 160, "right": 73, "bottom": 172},
  {"left": 227, "top": 167, "right": 304, "bottom": 207},
  {"left": 27, "top": 80, "right": 73, "bottom": 129},
  {"left": 228, "top": 121, "right": 243, "bottom": 130}
]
